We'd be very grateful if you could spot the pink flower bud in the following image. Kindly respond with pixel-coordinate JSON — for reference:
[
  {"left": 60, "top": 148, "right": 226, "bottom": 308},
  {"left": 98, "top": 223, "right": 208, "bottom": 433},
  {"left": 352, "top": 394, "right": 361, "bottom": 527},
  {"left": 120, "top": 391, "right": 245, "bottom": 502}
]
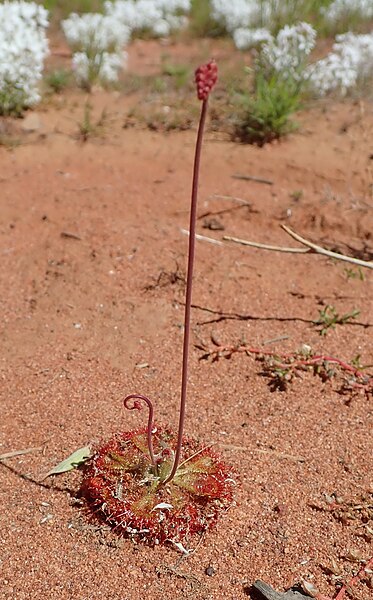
[{"left": 195, "top": 60, "right": 218, "bottom": 101}]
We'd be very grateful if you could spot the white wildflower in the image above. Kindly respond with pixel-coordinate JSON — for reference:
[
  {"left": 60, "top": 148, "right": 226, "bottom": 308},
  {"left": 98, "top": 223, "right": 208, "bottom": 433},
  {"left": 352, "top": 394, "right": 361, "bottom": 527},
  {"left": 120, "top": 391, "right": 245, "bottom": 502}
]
[
  {"left": 62, "top": 13, "right": 130, "bottom": 52},
  {"left": 233, "top": 27, "right": 273, "bottom": 50},
  {"left": 308, "top": 31, "right": 373, "bottom": 96},
  {"left": 210, "top": 0, "right": 261, "bottom": 32},
  {"left": 104, "top": 0, "right": 190, "bottom": 38},
  {"left": 72, "top": 51, "right": 127, "bottom": 86},
  {"left": 261, "top": 23, "right": 316, "bottom": 80},
  {"left": 0, "top": 1, "right": 49, "bottom": 114},
  {"left": 211, "top": 0, "right": 297, "bottom": 34},
  {"left": 323, "top": 0, "right": 373, "bottom": 24},
  {"left": 152, "top": 18, "right": 172, "bottom": 38},
  {"left": 62, "top": 13, "right": 129, "bottom": 87}
]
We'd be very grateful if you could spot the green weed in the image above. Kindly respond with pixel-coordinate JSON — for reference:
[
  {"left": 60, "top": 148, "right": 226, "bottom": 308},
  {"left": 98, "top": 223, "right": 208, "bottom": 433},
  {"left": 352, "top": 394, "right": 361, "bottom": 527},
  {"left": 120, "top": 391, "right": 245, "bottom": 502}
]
[
  {"left": 77, "top": 100, "right": 108, "bottom": 141},
  {"left": 344, "top": 267, "right": 365, "bottom": 281},
  {"left": 290, "top": 189, "right": 304, "bottom": 202},
  {"left": 189, "top": 0, "right": 226, "bottom": 38},
  {"left": 0, "top": 134, "right": 20, "bottom": 149},
  {"left": 259, "top": 1, "right": 333, "bottom": 33},
  {"left": 0, "top": 86, "right": 29, "bottom": 117},
  {"left": 313, "top": 305, "right": 360, "bottom": 336},
  {"left": 235, "top": 69, "right": 302, "bottom": 145},
  {"left": 45, "top": 68, "right": 71, "bottom": 94},
  {"left": 42, "top": 0, "right": 105, "bottom": 19},
  {"left": 161, "top": 63, "right": 191, "bottom": 90}
]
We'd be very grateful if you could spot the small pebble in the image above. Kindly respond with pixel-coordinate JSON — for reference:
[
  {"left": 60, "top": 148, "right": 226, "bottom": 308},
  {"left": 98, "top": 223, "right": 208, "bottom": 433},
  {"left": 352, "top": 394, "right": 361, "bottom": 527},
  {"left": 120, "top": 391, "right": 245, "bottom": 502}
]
[{"left": 39, "top": 514, "right": 53, "bottom": 524}]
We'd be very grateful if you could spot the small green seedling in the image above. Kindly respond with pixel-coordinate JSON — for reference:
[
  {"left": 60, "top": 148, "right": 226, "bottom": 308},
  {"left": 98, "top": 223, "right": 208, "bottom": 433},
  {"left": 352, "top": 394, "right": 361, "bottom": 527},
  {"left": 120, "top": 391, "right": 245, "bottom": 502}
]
[
  {"left": 77, "top": 100, "right": 108, "bottom": 141},
  {"left": 344, "top": 267, "right": 364, "bottom": 281},
  {"left": 290, "top": 189, "right": 303, "bottom": 202},
  {"left": 162, "top": 63, "right": 191, "bottom": 89},
  {"left": 45, "top": 69, "right": 71, "bottom": 94},
  {"left": 313, "top": 305, "right": 360, "bottom": 336}
]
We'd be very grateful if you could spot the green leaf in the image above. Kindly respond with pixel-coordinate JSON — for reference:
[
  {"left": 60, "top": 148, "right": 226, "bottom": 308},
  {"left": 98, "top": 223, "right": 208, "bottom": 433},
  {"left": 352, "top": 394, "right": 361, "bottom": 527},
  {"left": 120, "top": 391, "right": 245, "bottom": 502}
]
[{"left": 45, "top": 445, "right": 92, "bottom": 477}]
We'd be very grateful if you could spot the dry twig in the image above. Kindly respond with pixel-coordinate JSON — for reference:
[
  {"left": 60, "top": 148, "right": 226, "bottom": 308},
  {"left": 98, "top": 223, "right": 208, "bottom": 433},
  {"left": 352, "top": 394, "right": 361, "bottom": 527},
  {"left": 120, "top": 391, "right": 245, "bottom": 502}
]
[
  {"left": 180, "top": 228, "right": 224, "bottom": 246},
  {"left": 232, "top": 173, "right": 274, "bottom": 185},
  {"left": 223, "top": 235, "right": 308, "bottom": 254},
  {"left": 0, "top": 447, "right": 42, "bottom": 461},
  {"left": 209, "top": 194, "right": 252, "bottom": 206},
  {"left": 224, "top": 225, "right": 373, "bottom": 269}
]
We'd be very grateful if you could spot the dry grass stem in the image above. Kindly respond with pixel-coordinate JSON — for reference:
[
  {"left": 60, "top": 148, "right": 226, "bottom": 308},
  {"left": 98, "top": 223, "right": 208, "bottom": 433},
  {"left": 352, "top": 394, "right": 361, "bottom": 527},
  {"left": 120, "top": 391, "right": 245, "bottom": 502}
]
[
  {"left": 224, "top": 225, "right": 373, "bottom": 269},
  {"left": 0, "top": 447, "right": 43, "bottom": 461}
]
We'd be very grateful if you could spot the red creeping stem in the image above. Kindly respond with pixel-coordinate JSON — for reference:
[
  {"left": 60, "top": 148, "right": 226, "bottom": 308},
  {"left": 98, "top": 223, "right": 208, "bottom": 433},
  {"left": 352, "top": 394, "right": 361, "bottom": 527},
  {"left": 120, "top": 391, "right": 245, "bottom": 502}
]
[
  {"left": 334, "top": 556, "right": 373, "bottom": 600},
  {"left": 208, "top": 345, "right": 368, "bottom": 379},
  {"left": 315, "top": 555, "right": 373, "bottom": 600},
  {"left": 123, "top": 394, "right": 157, "bottom": 470},
  {"left": 163, "top": 61, "right": 217, "bottom": 485}
]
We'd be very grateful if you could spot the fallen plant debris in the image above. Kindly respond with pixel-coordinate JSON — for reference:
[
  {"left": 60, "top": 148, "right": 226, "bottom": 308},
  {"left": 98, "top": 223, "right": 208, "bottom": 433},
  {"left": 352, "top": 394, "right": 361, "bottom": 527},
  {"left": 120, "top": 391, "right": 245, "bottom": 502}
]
[
  {"left": 251, "top": 579, "right": 312, "bottom": 599},
  {"left": 224, "top": 224, "right": 373, "bottom": 270},
  {"left": 47, "top": 60, "right": 236, "bottom": 548},
  {"left": 252, "top": 557, "right": 373, "bottom": 600},
  {"left": 0, "top": 447, "right": 43, "bottom": 461},
  {"left": 231, "top": 173, "right": 274, "bottom": 185},
  {"left": 198, "top": 342, "right": 373, "bottom": 395},
  {"left": 144, "top": 262, "right": 186, "bottom": 291},
  {"left": 311, "top": 490, "right": 373, "bottom": 538},
  {"left": 309, "top": 556, "right": 373, "bottom": 600}
]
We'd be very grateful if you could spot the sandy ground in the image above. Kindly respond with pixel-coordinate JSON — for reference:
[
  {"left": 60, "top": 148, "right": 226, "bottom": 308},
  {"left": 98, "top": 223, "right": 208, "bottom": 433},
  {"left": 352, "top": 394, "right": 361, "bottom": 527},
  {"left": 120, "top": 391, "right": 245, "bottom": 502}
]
[{"left": 0, "top": 39, "right": 372, "bottom": 600}]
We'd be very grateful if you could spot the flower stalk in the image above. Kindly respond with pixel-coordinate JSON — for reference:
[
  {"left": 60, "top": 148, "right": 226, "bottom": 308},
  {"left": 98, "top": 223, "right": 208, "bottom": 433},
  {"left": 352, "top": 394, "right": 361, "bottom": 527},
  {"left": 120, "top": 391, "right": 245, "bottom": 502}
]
[{"left": 164, "top": 60, "right": 218, "bottom": 484}]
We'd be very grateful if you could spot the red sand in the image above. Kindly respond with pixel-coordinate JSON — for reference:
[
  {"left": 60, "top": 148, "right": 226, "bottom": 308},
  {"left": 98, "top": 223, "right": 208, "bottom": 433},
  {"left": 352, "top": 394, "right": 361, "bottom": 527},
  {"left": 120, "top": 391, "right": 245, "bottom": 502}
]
[{"left": 0, "top": 39, "right": 372, "bottom": 600}]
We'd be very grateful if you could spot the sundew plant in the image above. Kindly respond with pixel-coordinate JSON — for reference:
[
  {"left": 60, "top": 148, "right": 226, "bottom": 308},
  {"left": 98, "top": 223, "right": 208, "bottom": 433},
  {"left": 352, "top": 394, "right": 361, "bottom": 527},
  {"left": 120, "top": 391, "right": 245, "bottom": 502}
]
[
  {"left": 62, "top": 13, "right": 130, "bottom": 89},
  {"left": 0, "top": 1, "right": 49, "bottom": 116},
  {"left": 104, "top": 0, "right": 191, "bottom": 38},
  {"left": 49, "top": 62, "right": 236, "bottom": 549}
]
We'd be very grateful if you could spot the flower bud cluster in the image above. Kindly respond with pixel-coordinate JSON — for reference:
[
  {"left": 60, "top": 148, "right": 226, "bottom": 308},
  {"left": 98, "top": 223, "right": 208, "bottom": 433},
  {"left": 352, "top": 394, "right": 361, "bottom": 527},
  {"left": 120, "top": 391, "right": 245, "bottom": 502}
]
[
  {"left": 0, "top": 1, "right": 49, "bottom": 115},
  {"left": 195, "top": 61, "right": 218, "bottom": 100},
  {"left": 62, "top": 13, "right": 130, "bottom": 87},
  {"left": 104, "top": 0, "right": 190, "bottom": 38}
]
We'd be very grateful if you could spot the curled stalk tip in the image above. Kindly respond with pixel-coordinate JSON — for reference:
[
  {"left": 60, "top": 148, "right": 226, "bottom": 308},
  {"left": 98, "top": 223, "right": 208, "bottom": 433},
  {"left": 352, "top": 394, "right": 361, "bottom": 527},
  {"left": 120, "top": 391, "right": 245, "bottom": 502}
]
[{"left": 123, "top": 394, "right": 157, "bottom": 470}]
